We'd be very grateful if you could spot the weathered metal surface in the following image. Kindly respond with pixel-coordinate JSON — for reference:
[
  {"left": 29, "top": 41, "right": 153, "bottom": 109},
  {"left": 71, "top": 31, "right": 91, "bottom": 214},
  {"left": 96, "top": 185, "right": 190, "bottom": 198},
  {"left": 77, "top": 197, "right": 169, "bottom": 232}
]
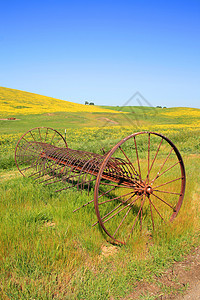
[{"left": 15, "top": 127, "right": 186, "bottom": 244}]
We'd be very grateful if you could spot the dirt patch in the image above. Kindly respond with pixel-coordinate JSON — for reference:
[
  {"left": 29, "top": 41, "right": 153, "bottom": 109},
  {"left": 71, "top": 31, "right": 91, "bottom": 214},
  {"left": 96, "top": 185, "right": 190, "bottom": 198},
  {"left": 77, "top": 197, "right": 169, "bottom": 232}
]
[
  {"left": 44, "top": 221, "right": 56, "bottom": 227},
  {"left": 101, "top": 245, "right": 119, "bottom": 257},
  {"left": 98, "top": 117, "right": 119, "bottom": 124},
  {"left": 0, "top": 170, "right": 20, "bottom": 182},
  {"left": 44, "top": 113, "right": 55, "bottom": 116},
  {"left": 124, "top": 247, "right": 200, "bottom": 299}
]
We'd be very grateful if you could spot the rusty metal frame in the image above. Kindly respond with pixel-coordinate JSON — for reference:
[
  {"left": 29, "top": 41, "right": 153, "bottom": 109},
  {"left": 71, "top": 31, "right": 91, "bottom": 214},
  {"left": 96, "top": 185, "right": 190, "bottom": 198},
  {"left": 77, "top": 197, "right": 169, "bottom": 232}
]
[{"left": 15, "top": 127, "right": 186, "bottom": 244}]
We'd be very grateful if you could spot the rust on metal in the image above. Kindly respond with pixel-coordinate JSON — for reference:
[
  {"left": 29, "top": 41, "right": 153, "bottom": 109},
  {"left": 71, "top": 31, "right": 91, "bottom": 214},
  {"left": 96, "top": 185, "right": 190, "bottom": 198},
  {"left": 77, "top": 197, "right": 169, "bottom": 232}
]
[{"left": 15, "top": 127, "right": 186, "bottom": 244}]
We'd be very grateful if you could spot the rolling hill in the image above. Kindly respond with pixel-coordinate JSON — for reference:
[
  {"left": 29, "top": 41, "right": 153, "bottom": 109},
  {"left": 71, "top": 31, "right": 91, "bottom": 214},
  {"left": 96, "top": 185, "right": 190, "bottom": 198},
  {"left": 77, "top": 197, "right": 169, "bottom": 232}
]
[{"left": 0, "top": 87, "right": 118, "bottom": 116}]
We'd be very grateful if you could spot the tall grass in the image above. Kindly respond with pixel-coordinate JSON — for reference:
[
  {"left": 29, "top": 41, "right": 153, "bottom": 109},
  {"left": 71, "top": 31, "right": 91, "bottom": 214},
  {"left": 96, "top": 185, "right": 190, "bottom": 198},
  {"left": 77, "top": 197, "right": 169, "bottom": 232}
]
[{"left": 0, "top": 108, "right": 200, "bottom": 299}]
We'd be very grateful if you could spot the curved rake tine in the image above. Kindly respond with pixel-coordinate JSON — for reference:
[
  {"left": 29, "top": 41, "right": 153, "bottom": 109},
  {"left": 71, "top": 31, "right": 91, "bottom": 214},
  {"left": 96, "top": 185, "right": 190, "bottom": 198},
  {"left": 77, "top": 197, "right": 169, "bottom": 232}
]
[
  {"left": 73, "top": 199, "right": 94, "bottom": 212},
  {"left": 98, "top": 191, "right": 135, "bottom": 205},
  {"left": 119, "top": 146, "right": 138, "bottom": 177}
]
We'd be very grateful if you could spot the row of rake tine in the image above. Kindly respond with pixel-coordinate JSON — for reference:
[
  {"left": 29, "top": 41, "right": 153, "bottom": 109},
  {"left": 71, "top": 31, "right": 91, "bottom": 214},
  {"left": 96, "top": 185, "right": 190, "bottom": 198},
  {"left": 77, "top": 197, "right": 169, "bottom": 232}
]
[{"left": 22, "top": 142, "right": 139, "bottom": 213}]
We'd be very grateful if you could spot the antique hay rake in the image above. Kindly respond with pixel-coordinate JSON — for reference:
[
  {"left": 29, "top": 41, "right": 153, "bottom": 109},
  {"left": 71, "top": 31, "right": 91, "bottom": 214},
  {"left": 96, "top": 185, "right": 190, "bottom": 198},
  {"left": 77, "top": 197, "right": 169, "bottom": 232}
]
[{"left": 15, "top": 127, "right": 186, "bottom": 244}]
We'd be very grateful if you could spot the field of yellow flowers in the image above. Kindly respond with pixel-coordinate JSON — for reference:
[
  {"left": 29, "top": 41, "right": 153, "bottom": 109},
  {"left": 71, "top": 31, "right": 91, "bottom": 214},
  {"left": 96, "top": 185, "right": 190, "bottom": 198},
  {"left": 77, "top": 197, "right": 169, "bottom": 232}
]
[
  {"left": 161, "top": 107, "right": 200, "bottom": 118},
  {"left": 0, "top": 86, "right": 119, "bottom": 116}
]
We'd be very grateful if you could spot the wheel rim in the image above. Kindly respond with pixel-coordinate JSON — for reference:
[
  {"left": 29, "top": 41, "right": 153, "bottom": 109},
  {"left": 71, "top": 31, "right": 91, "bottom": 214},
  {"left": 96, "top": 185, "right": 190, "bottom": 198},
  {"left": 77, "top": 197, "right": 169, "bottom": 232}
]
[
  {"left": 15, "top": 127, "right": 67, "bottom": 177},
  {"left": 94, "top": 132, "right": 186, "bottom": 244}
]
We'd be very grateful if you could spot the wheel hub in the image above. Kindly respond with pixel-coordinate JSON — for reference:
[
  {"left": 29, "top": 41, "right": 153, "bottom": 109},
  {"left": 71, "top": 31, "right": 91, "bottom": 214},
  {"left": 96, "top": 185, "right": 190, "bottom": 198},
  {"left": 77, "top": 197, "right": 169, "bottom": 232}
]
[
  {"left": 134, "top": 183, "right": 153, "bottom": 196},
  {"left": 145, "top": 185, "right": 153, "bottom": 195}
]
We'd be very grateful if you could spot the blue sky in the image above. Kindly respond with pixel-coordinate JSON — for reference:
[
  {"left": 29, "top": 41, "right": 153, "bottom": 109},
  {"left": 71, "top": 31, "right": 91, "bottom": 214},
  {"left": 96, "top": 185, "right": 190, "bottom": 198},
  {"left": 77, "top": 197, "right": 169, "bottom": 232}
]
[{"left": 0, "top": 0, "right": 200, "bottom": 108}]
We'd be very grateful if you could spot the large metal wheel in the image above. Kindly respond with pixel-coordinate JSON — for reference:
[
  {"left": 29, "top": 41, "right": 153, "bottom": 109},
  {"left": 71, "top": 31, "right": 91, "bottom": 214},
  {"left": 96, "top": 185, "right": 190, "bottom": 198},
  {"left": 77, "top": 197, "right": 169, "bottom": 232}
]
[
  {"left": 94, "top": 132, "right": 186, "bottom": 244},
  {"left": 15, "top": 127, "right": 67, "bottom": 177}
]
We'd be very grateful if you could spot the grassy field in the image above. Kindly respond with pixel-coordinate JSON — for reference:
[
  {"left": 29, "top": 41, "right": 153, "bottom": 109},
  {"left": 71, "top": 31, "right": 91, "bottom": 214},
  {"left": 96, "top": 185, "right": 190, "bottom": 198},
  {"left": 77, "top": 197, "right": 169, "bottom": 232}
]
[
  {"left": 0, "top": 87, "right": 120, "bottom": 116},
  {"left": 0, "top": 88, "right": 200, "bottom": 299}
]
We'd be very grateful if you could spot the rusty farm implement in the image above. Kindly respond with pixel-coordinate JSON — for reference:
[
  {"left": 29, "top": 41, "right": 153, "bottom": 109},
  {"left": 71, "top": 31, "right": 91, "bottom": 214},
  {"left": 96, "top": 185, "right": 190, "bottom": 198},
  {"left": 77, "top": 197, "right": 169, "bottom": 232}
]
[{"left": 15, "top": 127, "right": 186, "bottom": 244}]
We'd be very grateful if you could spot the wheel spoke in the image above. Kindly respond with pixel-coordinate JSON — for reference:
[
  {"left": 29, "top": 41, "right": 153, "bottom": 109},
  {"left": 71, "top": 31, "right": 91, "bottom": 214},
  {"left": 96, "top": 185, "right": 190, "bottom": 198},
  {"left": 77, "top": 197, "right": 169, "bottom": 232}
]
[
  {"left": 38, "top": 128, "right": 42, "bottom": 142},
  {"left": 151, "top": 148, "right": 173, "bottom": 184},
  {"left": 153, "top": 189, "right": 182, "bottom": 196},
  {"left": 44, "top": 128, "right": 49, "bottom": 142},
  {"left": 92, "top": 203, "right": 123, "bottom": 227},
  {"left": 102, "top": 202, "right": 132, "bottom": 224},
  {"left": 101, "top": 193, "right": 140, "bottom": 225},
  {"left": 93, "top": 193, "right": 143, "bottom": 227},
  {"left": 149, "top": 197, "right": 166, "bottom": 222},
  {"left": 140, "top": 205, "right": 143, "bottom": 231},
  {"left": 113, "top": 206, "right": 132, "bottom": 237},
  {"left": 98, "top": 191, "right": 135, "bottom": 205},
  {"left": 127, "top": 195, "right": 146, "bottom": 240},
  {"left": 148, "top": 137, "right": 163, "bottom": 179},
  {"left": 153, "top": 177, "right": 183, "bottom": 189},
  {"left": 55, "top": 137, "right": 65, "bottom": 147},
  {"left": 29, "top": 131, "right": 37, "bottom": 143},
  {"left": 152, "top": 192, "right": 175, "bottom": 211},
  {"left": 49, "top": 131, "right": 56, "bottom": 144},
  {"left": 146, "top": 133, "right": 150, "bottom": 184},
  {"left": 152, "top": 161, "right": 181, "bottom": 182},
  {"left": 134, "top": 136, "right": 142, "bottom": 181},
  {"left": 149, "top": 196, "right": 155, "bottom": 230}
]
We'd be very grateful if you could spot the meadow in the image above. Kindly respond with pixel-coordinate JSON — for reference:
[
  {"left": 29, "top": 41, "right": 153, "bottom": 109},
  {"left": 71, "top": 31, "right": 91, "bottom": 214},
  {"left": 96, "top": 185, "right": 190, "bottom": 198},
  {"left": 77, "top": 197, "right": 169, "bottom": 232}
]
[{"left": 0, "top": 89, "right": 200, "bottom": 299}]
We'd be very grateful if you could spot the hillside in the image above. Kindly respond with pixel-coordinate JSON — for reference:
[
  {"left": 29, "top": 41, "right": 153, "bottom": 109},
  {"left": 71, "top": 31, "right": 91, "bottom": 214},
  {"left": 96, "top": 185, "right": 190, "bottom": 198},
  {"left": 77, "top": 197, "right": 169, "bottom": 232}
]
[
  {"left": 100, "top": 105, "right": 200, "bottom": 117},
  {"left": 0, "top": 87, "right": 118, "bottom": 116}
]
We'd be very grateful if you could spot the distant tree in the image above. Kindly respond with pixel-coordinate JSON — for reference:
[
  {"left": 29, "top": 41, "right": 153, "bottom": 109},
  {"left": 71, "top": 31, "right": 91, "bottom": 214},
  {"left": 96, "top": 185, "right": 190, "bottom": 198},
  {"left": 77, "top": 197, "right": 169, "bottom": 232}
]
[
  {"left": 85, "top": 101, "right": 89, "bottom": 105},
  {"left": 89, "top": 102, "right": 94, "bottom": 105},
  {"left": 156, "top": 105, "right": 162, "bottom": 108}
]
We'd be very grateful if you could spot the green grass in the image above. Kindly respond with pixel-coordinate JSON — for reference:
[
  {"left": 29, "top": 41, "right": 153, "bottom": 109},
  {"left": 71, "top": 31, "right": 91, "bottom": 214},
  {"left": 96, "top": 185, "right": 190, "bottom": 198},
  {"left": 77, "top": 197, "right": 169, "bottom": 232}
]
[{"left": 0, "top": 106, "right": 200, "bottom": 299}]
